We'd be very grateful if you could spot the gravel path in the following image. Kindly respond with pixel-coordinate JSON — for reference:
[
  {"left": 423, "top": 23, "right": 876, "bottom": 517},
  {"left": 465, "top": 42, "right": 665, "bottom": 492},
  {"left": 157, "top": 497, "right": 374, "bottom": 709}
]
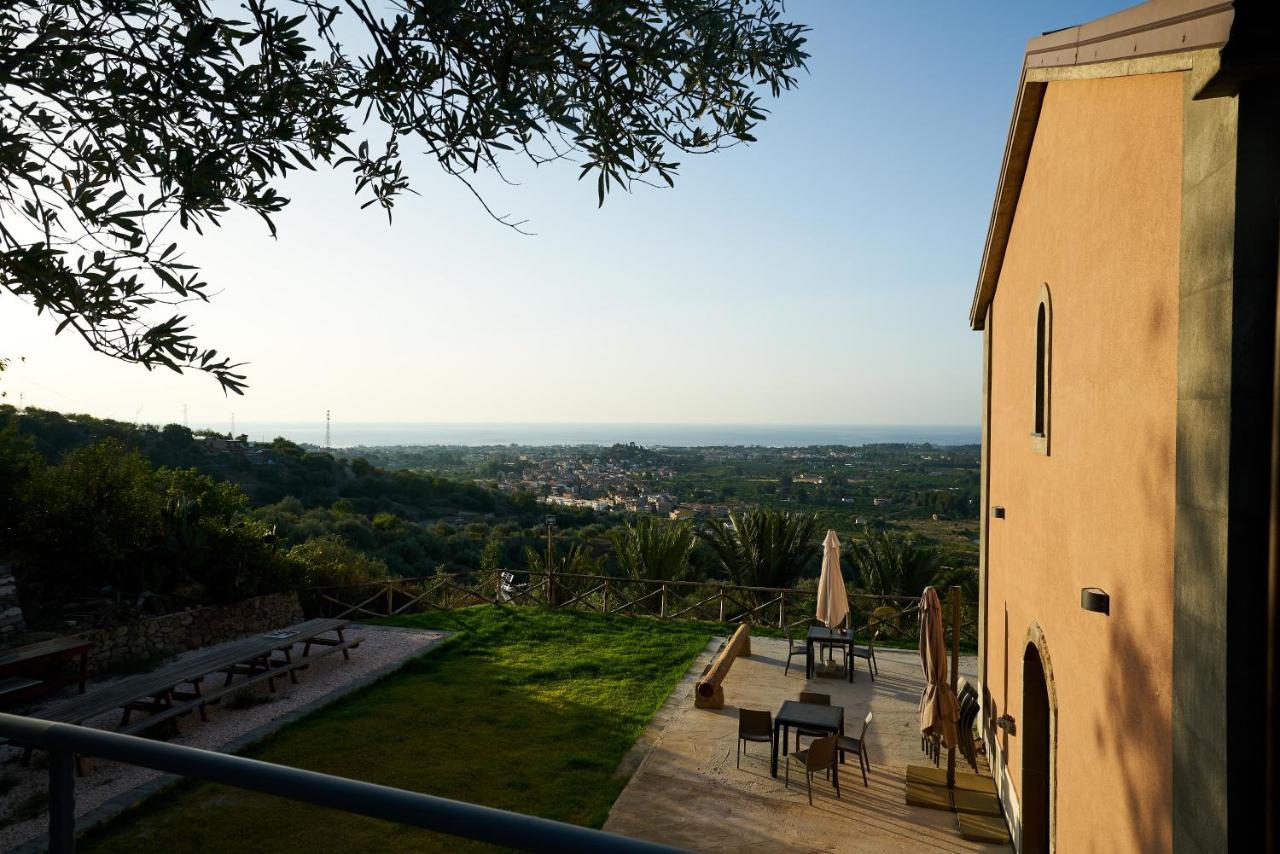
[{"left": 0, "top": 624, "right": 446, "bottom": 851}]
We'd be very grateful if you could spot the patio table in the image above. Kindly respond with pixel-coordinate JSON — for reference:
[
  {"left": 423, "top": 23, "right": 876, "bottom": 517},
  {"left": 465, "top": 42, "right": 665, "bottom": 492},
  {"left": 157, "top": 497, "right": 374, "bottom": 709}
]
[
  {"left": 806, "top": 626, "right": 855, "bottom": 682},
  {"left": 771, "top": 699, "right": 845, "bottom": 785}
]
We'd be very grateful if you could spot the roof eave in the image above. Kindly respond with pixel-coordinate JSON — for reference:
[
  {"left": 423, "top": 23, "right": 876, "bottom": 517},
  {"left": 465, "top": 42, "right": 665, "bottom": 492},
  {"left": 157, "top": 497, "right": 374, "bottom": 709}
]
[{"left": 969, "top": 0, "right": 1239, "bottom": 331}]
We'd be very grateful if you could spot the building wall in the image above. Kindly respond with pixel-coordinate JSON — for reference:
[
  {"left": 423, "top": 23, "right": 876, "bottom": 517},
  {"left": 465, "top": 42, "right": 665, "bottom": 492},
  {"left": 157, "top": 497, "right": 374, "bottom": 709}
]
[
  {"left": 985, "top": 72, "right": 1182, "bottom": 853},
  {"left": 1172, "top": 55, "right": 1236, "bottom": 853}
]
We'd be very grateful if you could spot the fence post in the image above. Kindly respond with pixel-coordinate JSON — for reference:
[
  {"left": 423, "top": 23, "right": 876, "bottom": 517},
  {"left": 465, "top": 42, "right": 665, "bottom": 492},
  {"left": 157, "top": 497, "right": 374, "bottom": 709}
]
[
  {"left": 660, "top": 583, "right": 668, "bottom": 619},
  {"left": 48, "top": 748, "right": 75, "bottom": 853},
  {"left": 603, "top": 578, "right": 611, "bottom": 614},
  {"left": 718, "top": 588, "right": 726, "bottom": 623},
  {"left": 385, "top": 581, "right": 394, "bottom": 616},
  {"left": 778, "top": 591, "right": 786, "bottom": 628}
]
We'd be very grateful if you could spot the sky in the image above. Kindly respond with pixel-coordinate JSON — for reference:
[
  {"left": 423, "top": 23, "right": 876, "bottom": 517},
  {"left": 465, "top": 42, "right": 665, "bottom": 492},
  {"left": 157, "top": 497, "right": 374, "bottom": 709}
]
[{"left": 0, "top": 0, "right": 1123, "bottom": 432}]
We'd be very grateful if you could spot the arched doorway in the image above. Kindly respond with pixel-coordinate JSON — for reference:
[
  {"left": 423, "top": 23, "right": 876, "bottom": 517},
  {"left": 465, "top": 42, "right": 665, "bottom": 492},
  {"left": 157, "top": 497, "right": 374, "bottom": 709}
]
[{"left": 1022, "top": 642, "right": 1051, "bottom": 853}]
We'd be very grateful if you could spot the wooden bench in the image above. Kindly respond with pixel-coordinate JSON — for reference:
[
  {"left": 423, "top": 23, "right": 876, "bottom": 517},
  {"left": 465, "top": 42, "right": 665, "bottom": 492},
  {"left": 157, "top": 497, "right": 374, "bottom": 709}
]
[
  {"left": 695, "top": 623, "right": 751, "bottom": 710},
  {"left": 0, "top": 676, "right": 45, "bottom": 704}
]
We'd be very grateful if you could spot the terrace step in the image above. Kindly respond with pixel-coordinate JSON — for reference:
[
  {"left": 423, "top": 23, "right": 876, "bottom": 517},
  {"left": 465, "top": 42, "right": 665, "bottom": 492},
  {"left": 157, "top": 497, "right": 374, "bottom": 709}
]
[
  {"left": 957, "top": 812, "right": 1012, "bottom": 844},
  {"left": 906, "top": 764, "right": 997, "bottom": 794},
  {"left": 952, "top": 786, "right": 1003, "bottom": 816}
]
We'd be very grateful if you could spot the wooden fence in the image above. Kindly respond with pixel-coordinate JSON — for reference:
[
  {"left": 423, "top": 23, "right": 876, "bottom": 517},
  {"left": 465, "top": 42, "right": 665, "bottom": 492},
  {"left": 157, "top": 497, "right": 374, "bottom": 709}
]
[{"left": 301, "top": 570, "right": 979, "bottom": 643}]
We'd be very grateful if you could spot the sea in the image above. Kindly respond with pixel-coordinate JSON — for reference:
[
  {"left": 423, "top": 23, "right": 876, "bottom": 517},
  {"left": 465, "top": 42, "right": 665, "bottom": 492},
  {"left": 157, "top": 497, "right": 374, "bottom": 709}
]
[{"left": 202, "top": 423, "right": 980, "bottom": 449}]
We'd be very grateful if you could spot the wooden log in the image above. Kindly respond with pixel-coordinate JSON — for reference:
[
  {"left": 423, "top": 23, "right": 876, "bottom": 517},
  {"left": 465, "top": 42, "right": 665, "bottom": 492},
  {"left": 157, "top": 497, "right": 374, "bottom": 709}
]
[{"left": 695, "top": 623, "right": 751, "bottom": 710}]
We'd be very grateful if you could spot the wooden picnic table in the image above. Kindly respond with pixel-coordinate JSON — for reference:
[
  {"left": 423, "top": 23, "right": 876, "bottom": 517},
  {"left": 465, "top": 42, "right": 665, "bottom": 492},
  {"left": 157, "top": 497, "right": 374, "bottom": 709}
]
[
  {"left": 34, "top": 618, "right": 358, "bottom": 738},
  {"left": 0, "top": 636, "right": 92, "bottom": 705}
]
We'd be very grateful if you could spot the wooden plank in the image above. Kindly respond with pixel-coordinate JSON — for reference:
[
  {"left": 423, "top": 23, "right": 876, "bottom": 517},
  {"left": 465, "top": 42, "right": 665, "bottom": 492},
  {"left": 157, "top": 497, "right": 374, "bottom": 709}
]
[
  {"left": 952, "top": 787, "right": 1003, "bottom": 817},
  {"left": 957, "top": 812, "right": 1011, "bottom": 843},
  {"left": 905, "top": 780, "right": 953, "bottom": 811},
  {"left": 0, "top": 676, "right": 44, "bottom": 696},
  {"left": 0, "top": 637, "right": 91, "bottom": 669},
  {"left": 694, "top": 624, "right": 750, "bottom": 710},
  {"left": 905, "top": 765, "right": 998, "bottom": 794}
]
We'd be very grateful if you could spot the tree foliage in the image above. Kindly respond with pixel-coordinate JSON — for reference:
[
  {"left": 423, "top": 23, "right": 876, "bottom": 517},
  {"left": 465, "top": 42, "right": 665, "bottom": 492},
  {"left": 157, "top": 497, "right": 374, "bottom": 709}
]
[
  {"left": 610, "top": 515, "right": 695, "bottom": 581},
  {"left": 524, "top": 540, "right": 603, "bottom": 577},
  {"left": 844, "top": 526, "right": 941, "bottom": 598},
  {"left": 287, "top": 533, "right": 388, "bottom": 587},
  {"left": 699, "top": 508, "right": 818, "bottom": 592},
  {"left": 20, "top": 438, "right": 164, "bottom": 592},
  {"left": 0, "top": 0, "right": 807, "bottom": 389},
  {"left": 11, "top": 438, "right": 298, "bottom": 607}
]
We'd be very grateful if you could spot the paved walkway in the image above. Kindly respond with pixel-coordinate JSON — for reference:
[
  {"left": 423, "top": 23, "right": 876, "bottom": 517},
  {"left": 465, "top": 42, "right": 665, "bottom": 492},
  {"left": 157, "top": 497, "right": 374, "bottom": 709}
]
[
  {"left": 605, "top": 636, "right": 1010, "bottom": 853},
  {"left": 1, "top": 626, "right": 448, "bottom": 853}
]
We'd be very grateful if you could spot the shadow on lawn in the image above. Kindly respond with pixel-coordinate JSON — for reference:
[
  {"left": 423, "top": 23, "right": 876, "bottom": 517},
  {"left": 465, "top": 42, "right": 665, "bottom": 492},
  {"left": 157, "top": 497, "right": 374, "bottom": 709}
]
[{"left": 78, "top": 606, "right": 713, "bottom": 854}]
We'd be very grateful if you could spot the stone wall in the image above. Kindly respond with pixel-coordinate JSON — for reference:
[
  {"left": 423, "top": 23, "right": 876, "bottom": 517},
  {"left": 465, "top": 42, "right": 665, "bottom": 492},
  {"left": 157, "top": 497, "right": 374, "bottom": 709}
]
[
  {"left": 81, "top": 592, "right": 304, "bottom": 671},
  {"left": 0, "top": 566, "right": 26, "bottom": 640}
]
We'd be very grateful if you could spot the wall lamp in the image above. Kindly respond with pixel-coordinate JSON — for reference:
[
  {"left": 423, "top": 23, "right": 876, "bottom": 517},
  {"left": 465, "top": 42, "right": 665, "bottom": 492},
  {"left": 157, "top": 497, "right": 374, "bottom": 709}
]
[{"left": 1081, "top": 587, "right": 1110, "bottom": 615}]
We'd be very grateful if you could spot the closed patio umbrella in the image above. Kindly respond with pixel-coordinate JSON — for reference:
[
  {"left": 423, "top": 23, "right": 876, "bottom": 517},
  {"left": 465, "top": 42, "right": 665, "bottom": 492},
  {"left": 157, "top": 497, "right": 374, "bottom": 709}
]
[
  {"left": 918, "top": 586, "right": 958, "bottom": 751},
  {"left": 815, "top": 530, "right": 849, "bottom": 629}
]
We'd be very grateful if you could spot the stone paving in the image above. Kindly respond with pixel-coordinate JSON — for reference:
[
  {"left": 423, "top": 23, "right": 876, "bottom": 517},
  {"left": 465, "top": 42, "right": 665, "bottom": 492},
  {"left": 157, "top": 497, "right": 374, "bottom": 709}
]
[{"left": 605, "top": 636, "right": 1011, "bottom": 853}]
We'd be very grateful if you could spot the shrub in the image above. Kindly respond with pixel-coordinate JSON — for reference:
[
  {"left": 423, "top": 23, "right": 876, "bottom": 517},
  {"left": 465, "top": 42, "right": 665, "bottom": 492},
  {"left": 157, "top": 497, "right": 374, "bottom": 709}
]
[
  {"left": 287, "top": 535, "right": 388, "bottom": 587},
  {"left": 12, "top": 440, "right": 299, "bottom": 609}
]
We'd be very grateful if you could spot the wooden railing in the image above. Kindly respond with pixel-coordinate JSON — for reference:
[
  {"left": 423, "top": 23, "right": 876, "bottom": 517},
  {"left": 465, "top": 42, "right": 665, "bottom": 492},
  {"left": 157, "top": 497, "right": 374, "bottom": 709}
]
[{"left": 299, "top": 570, "right": 979, "bottom": 643}]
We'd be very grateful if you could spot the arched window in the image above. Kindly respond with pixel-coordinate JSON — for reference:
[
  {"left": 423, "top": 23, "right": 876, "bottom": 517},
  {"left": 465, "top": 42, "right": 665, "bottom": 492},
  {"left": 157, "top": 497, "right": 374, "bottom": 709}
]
[{"left": 1031, "top": 284, "right": 1051, "bottom": 454}]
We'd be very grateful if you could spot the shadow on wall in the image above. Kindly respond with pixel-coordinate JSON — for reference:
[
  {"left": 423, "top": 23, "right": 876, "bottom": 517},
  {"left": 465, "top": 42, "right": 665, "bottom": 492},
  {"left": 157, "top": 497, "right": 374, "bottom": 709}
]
[
  {"left": 1094, "top": 606, "right": 1173, "bottom": 853},
  {"left": 1089, "top": 420, "right": 1175, "bottom": 853}
]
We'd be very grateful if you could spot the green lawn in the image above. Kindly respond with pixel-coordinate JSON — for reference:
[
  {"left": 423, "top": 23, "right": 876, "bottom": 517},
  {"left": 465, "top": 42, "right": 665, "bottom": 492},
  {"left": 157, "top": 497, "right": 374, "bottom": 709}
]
[{"left": 82, "top": 606, "right": 713, "bottom": 852}]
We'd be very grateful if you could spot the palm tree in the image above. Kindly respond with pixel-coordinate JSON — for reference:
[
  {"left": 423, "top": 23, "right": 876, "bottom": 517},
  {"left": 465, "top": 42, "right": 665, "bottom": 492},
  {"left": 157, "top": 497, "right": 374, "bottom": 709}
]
[
  {"left": 609, "top": 517, "right": 696, "bottom": 582},
  {"left": 699, "top": 509, "right": 820, "bottom": 595},
  {"left": 524, "top": 542, "right": 603, "bottom": 577},
  {"left": 845, "top": 527, "right": 940, "bottom": 597},
  {"left": 931, "top": 563, "right": 978, "bottom": 603}
]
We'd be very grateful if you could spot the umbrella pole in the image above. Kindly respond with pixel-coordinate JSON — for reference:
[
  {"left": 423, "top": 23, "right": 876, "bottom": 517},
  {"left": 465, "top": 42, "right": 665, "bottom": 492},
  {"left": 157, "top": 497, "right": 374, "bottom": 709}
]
[{"left": 947, "top": 585, "right": 960, "bottom": 791}]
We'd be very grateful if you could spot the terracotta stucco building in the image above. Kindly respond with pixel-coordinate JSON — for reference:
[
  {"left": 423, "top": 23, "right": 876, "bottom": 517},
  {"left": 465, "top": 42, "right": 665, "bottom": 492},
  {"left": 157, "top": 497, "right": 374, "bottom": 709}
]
[{"left": 970, "top": 1, "right": 1279, "bottom": 851}]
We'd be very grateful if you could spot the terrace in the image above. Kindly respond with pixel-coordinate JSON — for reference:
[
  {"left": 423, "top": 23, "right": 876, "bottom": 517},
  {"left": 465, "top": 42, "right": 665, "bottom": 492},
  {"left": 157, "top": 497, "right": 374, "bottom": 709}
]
[
  {"left": 0, "top": 576, "right": 999, "bottom": 852},
  {"left": 605, "top": 636, "right": 1002, "bottom": 853}
]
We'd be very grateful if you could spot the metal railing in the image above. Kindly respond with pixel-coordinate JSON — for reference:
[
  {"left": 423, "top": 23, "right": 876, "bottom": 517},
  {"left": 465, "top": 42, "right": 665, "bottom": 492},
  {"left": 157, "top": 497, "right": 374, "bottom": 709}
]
[
  {"left": 0, "top": 713, "right": 683, "bottom": 853},
  {"left": 301, "top": 570, "right": 979, "bottom": 644}
]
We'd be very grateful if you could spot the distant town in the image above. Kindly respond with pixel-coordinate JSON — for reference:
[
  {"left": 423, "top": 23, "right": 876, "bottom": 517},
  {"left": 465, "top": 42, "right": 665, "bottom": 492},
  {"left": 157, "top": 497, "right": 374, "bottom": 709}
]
[{"left": 334, "top": 441, "right": 982, "bottom": 565}]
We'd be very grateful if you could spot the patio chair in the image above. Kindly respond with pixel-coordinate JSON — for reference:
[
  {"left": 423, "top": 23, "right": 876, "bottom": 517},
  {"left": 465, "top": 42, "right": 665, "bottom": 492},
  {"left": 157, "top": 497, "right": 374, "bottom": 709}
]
[
  {"left": 783, "top": 627, "right": 806, "bottom": 676},
  {"left": 498, "top": 571, "right": 527, "bottom": 602},
  {"left": 785, "top": 733, "right": 840, "bottom": 805},
  {"left": 799, "top": 691, "right": 831, "bottom": 704},
  {"left": 737, "top": 708, "right": 774, "bottom": 769},
  {"left": 957, "top": 692, "right": 980, "bottom": 772},
  {"left": 851, "top": 630, "right": 880, "bottom": 680},
  {"left": 795, "top": 692, "right": 832, "bottom": 751},
  {"left": 836, "top": 712, "right": 874, "bottom": 786}
]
